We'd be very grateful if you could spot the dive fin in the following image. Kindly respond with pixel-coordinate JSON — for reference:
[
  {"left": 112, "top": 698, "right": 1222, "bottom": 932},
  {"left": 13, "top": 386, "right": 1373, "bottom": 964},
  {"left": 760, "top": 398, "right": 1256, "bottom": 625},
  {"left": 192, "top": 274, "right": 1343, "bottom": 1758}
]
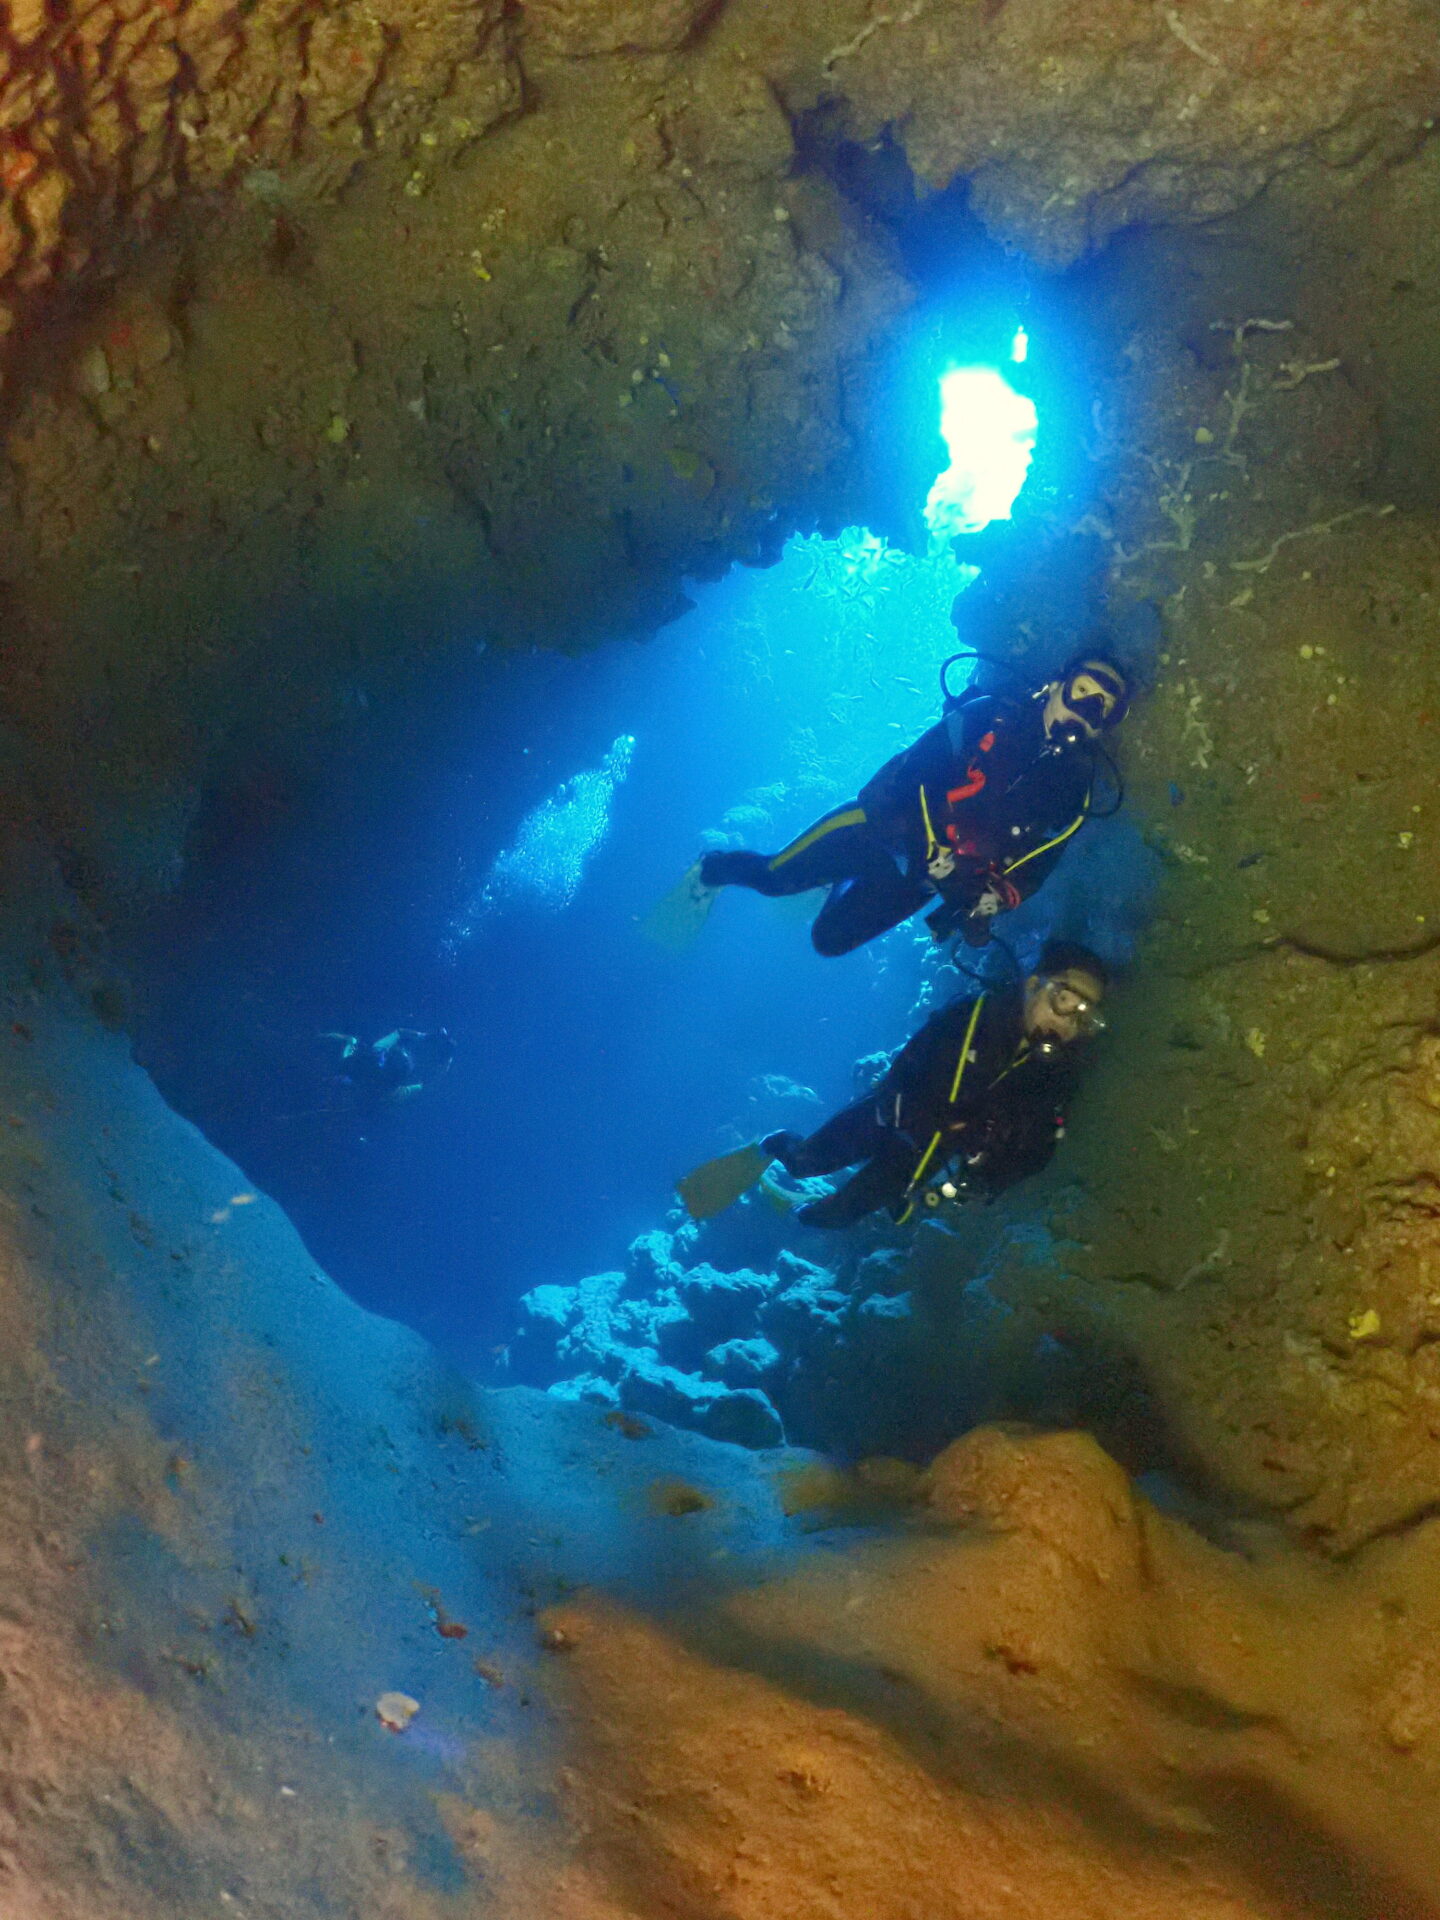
[
  {"left": 642, "top": 860, "right": 720, "bottom": 954},
  {"left": 677, "top": 1142, "right": 772, "bottom": 1221},
  {"left": 757, "top": 1174, "right": 800, "bottom": 1214}
]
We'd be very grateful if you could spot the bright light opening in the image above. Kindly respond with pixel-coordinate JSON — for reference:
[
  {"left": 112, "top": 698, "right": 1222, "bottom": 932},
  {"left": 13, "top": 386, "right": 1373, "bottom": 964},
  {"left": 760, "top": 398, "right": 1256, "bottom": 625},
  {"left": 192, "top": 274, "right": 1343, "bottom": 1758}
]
[
  {"left": 1010, "top": 326, "right": 1029, "bottom": 364},
  {"left": 923, "top": 365, "right": 1038, "bottom": 541}
]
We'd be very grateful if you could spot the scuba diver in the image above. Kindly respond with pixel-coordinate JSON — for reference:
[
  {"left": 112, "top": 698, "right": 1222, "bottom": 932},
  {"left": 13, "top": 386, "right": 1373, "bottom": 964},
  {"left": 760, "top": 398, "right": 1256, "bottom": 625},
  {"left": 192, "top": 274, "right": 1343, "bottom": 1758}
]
[
  {"left": 694, "top": 652, "right": 1129, "bottom": 954},
  {"left": 315, "top": 1027, "right": 456, "bottom": 1120},
  {"left": 677, "top": 943, "right": 1107, "bottom": 1227}
]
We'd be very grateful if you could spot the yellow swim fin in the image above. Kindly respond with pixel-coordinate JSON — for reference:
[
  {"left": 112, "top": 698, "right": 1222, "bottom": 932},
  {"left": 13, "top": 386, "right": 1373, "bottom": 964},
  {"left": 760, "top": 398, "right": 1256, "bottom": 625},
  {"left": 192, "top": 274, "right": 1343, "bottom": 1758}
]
[
  {"left": 641, "top": 860, "right": 719, "bottom": 954},
  {"left": 677, "top": 1142, "right": 772, "bottom": 1221},
  {"left": 757, "top": 1174, "right": 799, "bottom": 1214}
]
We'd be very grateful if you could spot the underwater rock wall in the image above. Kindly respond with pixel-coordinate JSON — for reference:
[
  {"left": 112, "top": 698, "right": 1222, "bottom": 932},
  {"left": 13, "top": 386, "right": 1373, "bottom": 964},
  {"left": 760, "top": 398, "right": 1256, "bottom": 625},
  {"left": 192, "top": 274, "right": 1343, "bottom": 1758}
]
[
  {"left": 508, "top": 1217, "right": 1113, "bottom": 1466},
  {"left": 0, "top": 0, "right": 1436, "bottom": 887},
  {"left": 3, "top": 3, "right": 1440, "bottom": 1907},
  {"left": 796, "top": 0, "right": 1440, "bottom": 265},
  {"left": 985, "top": 230, "right": 1440, "bottom": 1555},
  {"left": 11, "top": 805, "right": 1440, "bottom": 1916},
  {"left": 0, "top": 800, "right": 819, "bottom": 1915},
  {"left": 0, "top": 44, "right": 908, "bottom": 883},
  {"left": 0, "top": 0, "right": 518, "bottom": 348},
  {"left": 551, "top": 1424, "right": 1440, "bottom": 1920},
  {"left": 510, "top": 1231, "right": 884, "bottom": 1454},
  {"left": 2, "top": 0, "right": 1432, "bottom": 363}
]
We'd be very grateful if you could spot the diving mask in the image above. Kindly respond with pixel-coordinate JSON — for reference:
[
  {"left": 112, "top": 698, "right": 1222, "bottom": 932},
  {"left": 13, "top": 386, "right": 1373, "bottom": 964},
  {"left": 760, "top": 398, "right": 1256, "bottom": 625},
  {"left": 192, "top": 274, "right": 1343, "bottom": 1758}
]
[
  {"left": 1039, "top": 976, "right": 1106, "bottom": 1037},
  {"left": 1054, "top": 660, "right": 1129, "bottom": 741}
]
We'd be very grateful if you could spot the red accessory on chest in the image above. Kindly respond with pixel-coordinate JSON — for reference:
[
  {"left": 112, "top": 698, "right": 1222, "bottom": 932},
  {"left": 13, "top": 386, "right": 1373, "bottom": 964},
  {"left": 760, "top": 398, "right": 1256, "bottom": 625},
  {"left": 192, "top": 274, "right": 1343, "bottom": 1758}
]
[{"left": 946, "top": 731, "right": 996, "bottom": 805}]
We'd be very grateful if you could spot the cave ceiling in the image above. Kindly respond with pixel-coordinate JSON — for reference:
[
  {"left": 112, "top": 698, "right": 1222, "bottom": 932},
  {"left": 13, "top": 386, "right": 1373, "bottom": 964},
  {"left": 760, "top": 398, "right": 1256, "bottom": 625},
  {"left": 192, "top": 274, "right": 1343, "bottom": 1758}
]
[{"left": 0, "top": 0, "right": 1436, "bottom": 872}]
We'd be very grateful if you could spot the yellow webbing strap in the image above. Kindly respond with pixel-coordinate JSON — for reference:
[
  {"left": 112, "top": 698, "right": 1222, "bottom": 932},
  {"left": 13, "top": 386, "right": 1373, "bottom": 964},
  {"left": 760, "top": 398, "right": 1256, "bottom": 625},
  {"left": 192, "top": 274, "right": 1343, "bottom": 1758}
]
[
  {"left": 918, "top": 784, "right": 941, "bottom": 863},
  {"left": 986, "top": 1038, "right": 1031, "bottom": 1090},
  {"left": 908, "top": 1128, "right": 945, "bottom": 1194},
  {"left": 1001, "top": 778, "right": 1093, "bottom": 878},
  {"left": 947, "top": 993, "right": 987, "bottom": 1104},
  {"left": 898, "top": 994, "right": 988, "bottom": 1223},
  {"left": 768, "top": 806, "right": 867, "bottom": 870}
]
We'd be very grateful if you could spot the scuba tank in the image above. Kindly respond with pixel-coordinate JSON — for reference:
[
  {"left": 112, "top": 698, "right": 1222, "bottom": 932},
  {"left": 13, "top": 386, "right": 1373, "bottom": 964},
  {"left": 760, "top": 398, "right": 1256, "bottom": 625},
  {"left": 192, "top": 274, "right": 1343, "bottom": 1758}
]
[{"left": 937, "top": 649, "right": 1030, "bottom": 756}]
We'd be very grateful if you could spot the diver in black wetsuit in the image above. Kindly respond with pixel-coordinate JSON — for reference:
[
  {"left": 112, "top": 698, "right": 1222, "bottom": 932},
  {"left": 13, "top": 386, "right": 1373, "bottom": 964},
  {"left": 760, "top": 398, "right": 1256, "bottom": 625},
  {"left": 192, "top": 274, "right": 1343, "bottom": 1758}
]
[
  {"left": 318, "top": 1027, "right": 456, "bottom": 1115},
  {"left": 698, "top": 654, "right": 1129, "bottom": 956},
  {"left": 762, "top": 943, "right": 1107, "bottom": 1229}
]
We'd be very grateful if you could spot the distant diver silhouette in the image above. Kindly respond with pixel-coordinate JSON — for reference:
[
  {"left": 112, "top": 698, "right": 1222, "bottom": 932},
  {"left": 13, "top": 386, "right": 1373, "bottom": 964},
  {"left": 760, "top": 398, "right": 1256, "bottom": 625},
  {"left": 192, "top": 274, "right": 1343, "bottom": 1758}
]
[{"left": 277, "top": 1028, "right": 457, "bottom": 1129}]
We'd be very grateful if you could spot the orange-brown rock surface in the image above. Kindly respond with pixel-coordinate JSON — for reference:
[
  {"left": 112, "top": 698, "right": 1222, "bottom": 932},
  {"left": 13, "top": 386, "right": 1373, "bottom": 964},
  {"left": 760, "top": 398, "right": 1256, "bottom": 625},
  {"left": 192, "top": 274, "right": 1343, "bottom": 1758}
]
[
  {"left": 0, "top": 0, "right": 518, "bottom": 329},
  {"left": 0, "top": 0, "right": 1431, "bottom": 889},
  {"left": 545, "top": 1426, "right": 1440, "bottom": 1919},
  {"left": 12, "top": 844, "right": 1440, "bottom": 1918},
  {"left": 793, "top": 0, "right": 1440, "bottom": 263}
]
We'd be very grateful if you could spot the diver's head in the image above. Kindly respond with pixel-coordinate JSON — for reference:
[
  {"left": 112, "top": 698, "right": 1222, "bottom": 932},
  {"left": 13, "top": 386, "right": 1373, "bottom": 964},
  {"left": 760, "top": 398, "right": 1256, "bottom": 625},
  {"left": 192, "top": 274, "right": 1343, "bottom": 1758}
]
[
  {"left": 1041, "top": 652, "right": 1130, "bottom": 747},
  {"left": 1023, "top": 941, "right": 1108, "bottom": 1047}
]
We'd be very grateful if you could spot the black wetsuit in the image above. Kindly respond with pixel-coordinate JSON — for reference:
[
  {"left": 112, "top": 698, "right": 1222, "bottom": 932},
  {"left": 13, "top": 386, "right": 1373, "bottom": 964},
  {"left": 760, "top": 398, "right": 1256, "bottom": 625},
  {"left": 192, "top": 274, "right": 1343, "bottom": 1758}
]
[
  {"left": 699, "top": 692, "right": 1096, "bottom": 956},
  {"left": 322, "top": 1028, "right": 455, "bottom": 1116},
  {"left": 769, "top": 987, "right": 1077, "bottom": 1228}
]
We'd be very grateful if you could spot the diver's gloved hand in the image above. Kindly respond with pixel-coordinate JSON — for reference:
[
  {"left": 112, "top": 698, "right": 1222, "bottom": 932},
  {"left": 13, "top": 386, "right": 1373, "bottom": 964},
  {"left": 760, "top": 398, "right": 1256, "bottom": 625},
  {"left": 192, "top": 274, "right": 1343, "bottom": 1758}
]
[
  {"left": 955, "top": 885, "right": 1002, "bottom": 947},
  {"left": 926, "top": 846, "right": 957, "bottom": 883},
  {"left": 922, "top": 1175, "right": 971, "bottom": 1210}
]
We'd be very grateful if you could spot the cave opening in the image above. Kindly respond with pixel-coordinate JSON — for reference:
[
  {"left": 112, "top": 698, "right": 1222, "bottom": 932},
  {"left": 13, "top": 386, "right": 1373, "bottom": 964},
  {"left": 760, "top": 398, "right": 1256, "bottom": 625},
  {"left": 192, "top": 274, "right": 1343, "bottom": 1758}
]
[{"left": 122, "top": 258, "right": 1120, "bottom": 1414}]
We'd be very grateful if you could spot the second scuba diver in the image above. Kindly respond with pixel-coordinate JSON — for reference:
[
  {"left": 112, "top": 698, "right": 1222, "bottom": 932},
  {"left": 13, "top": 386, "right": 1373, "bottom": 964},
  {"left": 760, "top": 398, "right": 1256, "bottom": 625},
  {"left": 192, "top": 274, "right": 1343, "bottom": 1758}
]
[
  {"left": 697, "top": 652, "right": 1129, "bottom": 954},
  {"left": 678, "top": 942, "right": 1107, "bottom": 1226},
  {"left": 761, "top": 942, "right": 1108, "bottom": 1227}
]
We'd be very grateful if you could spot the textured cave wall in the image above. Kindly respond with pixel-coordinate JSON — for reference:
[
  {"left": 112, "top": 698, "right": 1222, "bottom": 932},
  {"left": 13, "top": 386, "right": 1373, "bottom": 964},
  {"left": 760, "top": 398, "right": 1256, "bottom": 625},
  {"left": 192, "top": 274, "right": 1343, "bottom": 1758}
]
[
  {"left": 0, "top": 807, "right": 817, "bottom": 1918},
  {"left": 4, "top": 0, "right": 1440, "bottom": 1912},
  {"left": 11, "top": 809, "right": 1440, "bottom": 1918},
  {"left": 2, "top": 0, "right": 1435, "bottom": 330},
  {"left": 0, "top": 0, "right": 1436, "bottom": 882}
]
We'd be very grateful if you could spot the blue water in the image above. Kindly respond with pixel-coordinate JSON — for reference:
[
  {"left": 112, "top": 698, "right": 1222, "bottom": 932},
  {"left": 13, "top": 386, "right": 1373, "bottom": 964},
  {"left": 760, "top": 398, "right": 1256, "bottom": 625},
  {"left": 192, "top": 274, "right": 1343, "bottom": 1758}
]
[
  {"left": 131, "top": 267, "right": 1160, "bottom": 1378},
  {"left": 133, "top": 535, "right": 1022, "bottom": 1363}
]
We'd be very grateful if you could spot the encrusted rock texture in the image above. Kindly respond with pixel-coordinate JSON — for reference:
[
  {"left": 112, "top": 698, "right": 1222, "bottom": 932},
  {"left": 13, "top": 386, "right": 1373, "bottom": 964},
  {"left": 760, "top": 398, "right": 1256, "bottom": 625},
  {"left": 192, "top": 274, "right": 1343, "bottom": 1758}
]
[
  {"left": 21, "top": 802, "right": 1440, "bottom": 1916},
  {"left": 793, "top": 0, "right": 1440, "bottom": 264},
  {"left": 1, "top": 0, "right": 1435, "bottom": 334},
  {"left": 549, "top": 1425, "right": 1440, "bottom": 1919},
  {"left": 0, "top": 36, "right": 907, "bottom": 877},
  {"left": 0, "top": 814, "right": 798, "bottom": 1918},
  {"left": 10, "top": 800, "right": 1440, "bottom": 1917},
  {"left": 510, "top": 1231, "right": 923, "bottom": 1453},
  {"left": 0, "top": 0, "right": 1437, "bottom": 876},
  {"left": 0, "top": 0, "right": 518, "bottom": 317},
  {"left": 5, "top": 0, "right": 1440, "bottom": 1908}
]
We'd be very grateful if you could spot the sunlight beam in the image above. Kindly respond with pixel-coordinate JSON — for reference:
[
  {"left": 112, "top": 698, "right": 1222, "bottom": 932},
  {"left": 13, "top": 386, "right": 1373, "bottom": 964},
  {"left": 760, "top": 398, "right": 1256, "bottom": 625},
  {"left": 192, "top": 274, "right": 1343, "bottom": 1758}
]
[{"left": 923, "top": 364, "right": 1038, "bottom": 541}]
